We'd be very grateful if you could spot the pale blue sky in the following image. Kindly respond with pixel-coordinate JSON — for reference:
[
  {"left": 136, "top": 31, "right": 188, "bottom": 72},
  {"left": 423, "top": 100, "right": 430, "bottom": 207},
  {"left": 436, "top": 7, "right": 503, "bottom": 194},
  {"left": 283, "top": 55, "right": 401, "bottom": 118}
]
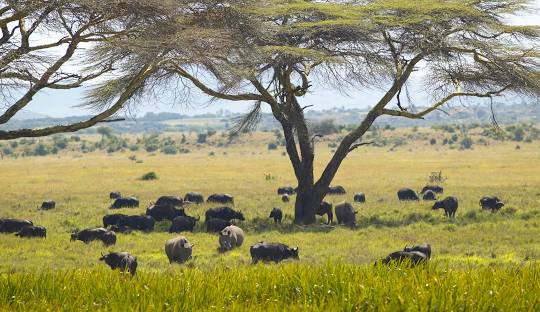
[{"left": 11, "top": 1, "right": 540, "bottom": 118}]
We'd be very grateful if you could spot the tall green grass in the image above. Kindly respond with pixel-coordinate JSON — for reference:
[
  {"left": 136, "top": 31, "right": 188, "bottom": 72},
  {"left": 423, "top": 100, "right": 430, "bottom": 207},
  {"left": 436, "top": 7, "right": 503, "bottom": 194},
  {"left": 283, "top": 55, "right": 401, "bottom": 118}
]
[{"left": 1, "top": 263, "right": 539, "bottom": 311}]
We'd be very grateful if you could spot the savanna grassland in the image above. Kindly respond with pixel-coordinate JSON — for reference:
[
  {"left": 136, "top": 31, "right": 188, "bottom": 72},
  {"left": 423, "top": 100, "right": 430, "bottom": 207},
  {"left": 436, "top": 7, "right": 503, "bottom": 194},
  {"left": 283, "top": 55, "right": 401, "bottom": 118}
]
[{"left": 1, "top": 132, "right": 540, "bottom": 311}]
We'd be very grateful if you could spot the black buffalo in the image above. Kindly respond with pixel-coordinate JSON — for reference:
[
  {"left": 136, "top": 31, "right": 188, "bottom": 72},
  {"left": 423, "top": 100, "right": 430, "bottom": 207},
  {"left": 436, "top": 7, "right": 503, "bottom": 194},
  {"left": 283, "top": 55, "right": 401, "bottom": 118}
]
[
  {"left": 71, "top": 228, "right": 116, "bottom": 246},
  {"left": 328, "top": 185, "right": 346, "bottom": 195},
  {"left": 184, "top": 192, "right": 204, "bottom": 204},
  {"left": 281, "top": 194, "right": 290, "bottom": 202},
  {"left": 0, "top": 218, "right": 33, "bottom": 233},
  {"left": 110, "top": 197, "right": 139, "bottom": 209},
  {"left": 403, "top": 243, "right": 432, "bottom": 259},
  {"left": 169, "top": 215, "right": 200, "bottom": 233},
  {"left": 16, "top": 226, "right": 46, "bottom": 238},
  {"left": 421, "top": 185, "right": 444, "bottom": 194},
  {"left": 155, "top": 196, "right": 183, "bottom": 207},
  {"left": 432, "top": 196, "right": 458, "bottom": 217},
  {"left": 40, "top": 200, "right": 55, "bottom": 210},
  {"left": 480, "top": 196, "right": 505, "bottom": 212},
  {"left": 205, "top": 207, "right": 245, "bottom": 222},
  {"left": 422, "top": 190, "right": 437, "bottom": 201},
  {"left": 277, "top": 187, "right": 295, "bottom": 196},
  {"left": 205, "top": 218, "right": 232, "bottom": 233},
  {"left": 108, "top": 225, "right": 133, "bottom": 234},
  {"left": 207, "top": 194, "right": 234, "bottom": 204},
  {"left": 103, "top": 214, "right": 154, "bottom": 232},
  {"left": 397, "top": 188, "right": 419, "bottom": 201},
  {"left": 335, "top": 202, "right": 357, "bottom": 227},
  {"left": 269, "top": 207, "right": 283, "bottom": 223},
  {"left": 353, "top": 193, "right": 366, "bottom": 203},
  {"left": 317, "top": 201, "right": 333, "bottom": 224},
  {"left": 146, "top": 204, "right": 186, "bottom": 222},
  {"left": 380, "top": 251, "right": 428, "bottom": 266},
  {"left": 250, "top": 242, "right": 299, "bottom": 263},
  {"left": 110, "top": 192, "right": 121, "bottom": 200},
  {"left": 99, "top": 252, "right": 137, "bottom": 276}
]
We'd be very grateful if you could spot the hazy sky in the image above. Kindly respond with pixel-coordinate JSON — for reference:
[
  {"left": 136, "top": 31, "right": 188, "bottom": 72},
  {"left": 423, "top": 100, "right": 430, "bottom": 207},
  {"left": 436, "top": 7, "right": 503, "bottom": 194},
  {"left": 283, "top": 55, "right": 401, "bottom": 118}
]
[{"left": 12, "top": 1, "right": 540, "bottom": 118}]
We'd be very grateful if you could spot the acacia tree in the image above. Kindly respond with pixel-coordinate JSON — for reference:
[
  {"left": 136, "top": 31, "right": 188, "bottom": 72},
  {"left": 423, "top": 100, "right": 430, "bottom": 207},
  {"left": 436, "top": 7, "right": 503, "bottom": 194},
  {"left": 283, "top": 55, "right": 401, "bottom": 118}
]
[{"left": 0, "top": 0, "right": 173, "bottom": 140}]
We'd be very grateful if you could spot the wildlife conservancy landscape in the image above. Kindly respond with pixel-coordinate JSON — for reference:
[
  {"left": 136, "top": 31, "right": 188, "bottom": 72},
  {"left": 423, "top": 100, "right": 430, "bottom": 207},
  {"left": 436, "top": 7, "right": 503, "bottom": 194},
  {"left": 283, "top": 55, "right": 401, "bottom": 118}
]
[{"left": 1, "top": 0, "right": 540, "bottom": 311}]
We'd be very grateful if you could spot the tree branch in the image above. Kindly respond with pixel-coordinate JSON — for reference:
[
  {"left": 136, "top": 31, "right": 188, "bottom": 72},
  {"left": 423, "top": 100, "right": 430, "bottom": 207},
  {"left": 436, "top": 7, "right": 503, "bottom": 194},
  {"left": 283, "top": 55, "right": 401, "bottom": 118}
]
[{"left": 348, "top": 141, "right": 375, "bottom": 153}]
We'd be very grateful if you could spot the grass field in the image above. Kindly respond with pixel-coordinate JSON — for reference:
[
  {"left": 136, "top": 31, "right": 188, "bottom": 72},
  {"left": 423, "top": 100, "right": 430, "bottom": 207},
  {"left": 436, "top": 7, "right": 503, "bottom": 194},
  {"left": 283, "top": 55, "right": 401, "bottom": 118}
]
[{"left": 1, "top": 138, "right": 539, "bottom": 310}]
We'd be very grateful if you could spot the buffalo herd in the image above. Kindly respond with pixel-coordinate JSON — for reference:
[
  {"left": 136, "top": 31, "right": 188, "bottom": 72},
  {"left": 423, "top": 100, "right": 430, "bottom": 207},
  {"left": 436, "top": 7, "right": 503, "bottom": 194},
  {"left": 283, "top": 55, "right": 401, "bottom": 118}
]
[{"left": 1, "top": 184, "right": 509, "bottom": 274}]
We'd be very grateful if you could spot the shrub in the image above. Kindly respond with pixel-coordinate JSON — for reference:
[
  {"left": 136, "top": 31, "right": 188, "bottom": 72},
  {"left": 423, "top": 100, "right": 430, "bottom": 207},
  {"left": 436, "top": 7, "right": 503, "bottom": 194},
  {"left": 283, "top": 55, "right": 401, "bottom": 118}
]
[
  {"left": 197, "top": 133, "right": 207, "bottom": 144},
  {"left": 140, "top": 172, "right": 158, "bottom": 181},
  {"left": 34, "top": 143, "right": 50, "bottom": 156},
  {"left": 161, "top": 145, "right": 178, "bottom": 155},
  {"left": 460, "top": 137, "right": 473, "bottom": 149},
  {"left": 267, "top": 143, "right": 278, "bottom": 150},
  {"left": 145, "top": 144, "right": 159, "bottom": 153},
  {"left": 430, "top": 138, "right": 437, "bottom": 145},
  {"left": 309, "top": 119, "right": 339, "bottom": 135}
]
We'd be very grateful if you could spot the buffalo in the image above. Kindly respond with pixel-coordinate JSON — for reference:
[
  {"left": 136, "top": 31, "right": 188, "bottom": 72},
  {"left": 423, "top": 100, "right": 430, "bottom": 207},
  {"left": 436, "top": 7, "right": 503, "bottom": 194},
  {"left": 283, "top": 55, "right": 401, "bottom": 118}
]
[
  {"left": 184, "top": 192, "right": 204, "bottom": 204},
  {"left": 277, "top": 186, "right": 295, "bottom": 196},
  {"left": 218, "top": 225, "right": 245, "bottom": 252},
  {"left": 100, "top": 252, "right": 137, "bottom": 276},
  {"left": 71, "top": 228, "right": 116, "bottom": 246},
  {"left": 205, "top": 218, "right": 232, "bottom": 233},
  {"left": 281, "top": 194, "right": 290, "bottom": 202},
  {"left": 0, "top": 218, "right": 33, "bottom": 233},
  {"left": 169, "top": 215, "right": 200, "bottom": 233},
  {"left": 421, "top": 185, "right": 444, "bottom": 194},
  {"left": 353, "top": 193, "right": 366, "bottom": 203},
  {"left": 480, "top": 196, "right": 505, "bottom": 212},
  {"left": 108, "top": 225, "right": 133, "bottom": 234},
  {"left": 397, "top": 188, "right": 419, "bottom": 201},
  {"left": 432, "top": 196, "right": 458, "bottom": 217},
  {"left": 422, "top": 190, "right": 437, "bottom": 201},
  {"left": 317, "top": 201, "right": 333, "bottom": 224},
  {"left": 403, "top": 243, "right": 431, "bottom": 259},
  {"left": 16, "top": 225, "right": 46, "bottom": 238},
  {"left": 328, "top": 185, "right": 346, "bottom": 195},
  {"left": 269, "top": 207, "right": 283, "bottom": 223},
  {"left": 146, "top": 204, "right": 186, "bottom": 222},
  {"left": 40, "top": 200, "right": 55, "bottom": 210},
  {"left": 250, "top": 242, "right": 299, "bottom": 263},
  {"left": 110, "top": 197, "right": 139, "bottom": 209},
  {"left": 103, "top": 214, "right": 154, "bottom": 232},
  {"left": 109, "top": 192, "right": 121, "bottom": 200},
  {"left": 379, "top": 251, "right": 428, "bottom": 266},
  {"left": 165, "top": 236, "right": 193, "bottom": 264},
  {"left": 207, "top": 194, "right": 234, "bottom": 204},
  {"left": 205, "top": 207, "right": 244, "bottom": 222},
  {"left": 155, "top": 196, "right": 183, "bottom": 207},
  {"left": 335, "top": 202, "right": 357, "bottom": 227}
]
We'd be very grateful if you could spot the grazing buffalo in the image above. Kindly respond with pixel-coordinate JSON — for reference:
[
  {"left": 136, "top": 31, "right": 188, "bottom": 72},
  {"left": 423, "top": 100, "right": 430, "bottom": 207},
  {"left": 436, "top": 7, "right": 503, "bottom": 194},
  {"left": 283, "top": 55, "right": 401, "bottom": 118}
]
[
  {"left": 397, "top": 188, "right": 419, "bottom": 201},
  {"left": 277, "top": 186, "right": 295, "bottom": 196},
  {"left": 71, "top": 228, "right": 116, "bottom": 246},
  {"left": 317, "top": 201, "right": 333, "bottom": 224},
  {"left": 169, "top": 215, "right": 199, "bottom": 233},
  {"left": 480, "top": 196, "right": 505, "bottom": 212},
  {"left": 432, "top": 196, "right": 458, "bottom": 217},
  {"left": 16, "top": 226, "right": 46, "bottom": 238},
  {"left": 156, "top": 196, "right": 184, "bottom": 207},
  {"left": 335, "top": 202, "right": 357, "bottom": 227},
  {"left": 219, "top": 225, "right": 245, "bottom": 252},
  {"left": 99, "top": 252, "right": 137, "bottom": 276},
  {"left": 380, "top": 251, "right": 428, "bottom": 266},
  {"left": 40, "top": 200, "right": 55, "bottom": 210},
  {"left": 146, "top": 204, "right": 186, "bottom": 222},
  {"left": 109, "top": 192, "right": 121, "bottom": 200},
  {"left": 205, "top": 218, "right": 232, "bottom": 233},
  {"left": 281, "top": 194, "right": 290, "bottom": 203},
  {"left": 165, "top": 236, "right": 193, "bottom": 264},
  {"left": 353, "top": 193, "right": 366, "bottom": 203},
  {"left": 403, "top": 243, "right": 432, "bottom": 259},
  {"left": 269, "top": 207, "right": 283, "bottom": 223},
  {"left": 328, "top": 185, "right": 346, "bottom": 195},
  {"left": 422, "top": 190, "right": 437, "bottom": 201},
  {"left": 110, "top": 197, "right": 139, "bottom": 209},
  {"left": 250, "top": 242, "right": 299, "bottom": 263},
  {"left": 207, "top": 194, "right": 234, "bottom": 204},
  {"left": 184, "top": 192, "right": 204, "bottom": 204},
  {"left": 205, "top": 207, "right": 245, "bottom": 222},
  {"left": 421, "top": 185, "right": 444, "bottom": 194},
  {"left": 0, "top": 218, "right": 33, "bottom": 233},
  {"left": 103, "top": 214, "right": 154, "bottom": 232},
  {"left": 108, "top": 225, "right": 133, "bottom": 234}
]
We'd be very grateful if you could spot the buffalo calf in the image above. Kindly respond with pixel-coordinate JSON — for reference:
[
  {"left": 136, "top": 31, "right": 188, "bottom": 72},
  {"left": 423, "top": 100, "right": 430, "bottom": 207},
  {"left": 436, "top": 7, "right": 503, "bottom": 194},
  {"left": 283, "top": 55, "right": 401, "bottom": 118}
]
[
  {"left": 397, "top": 188, "right": 419, "bottom": 201},
  {"left": 269, "top": 207, "right": 283, "bottom": 223},
  {"left": 432, "top": 196, "right": 458, "bottom": 218},
  {"left": 250, "top": 242, "right": 299, "bottom": 263},
  {"left": 480, "top": 196, "right": 505, "bottom": 212},
  {"left": 100, "top": 252, "right": 137, "bottom": 276},
  {"left": 16, "top": 226, "right": 46, "bottom": 238}
]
